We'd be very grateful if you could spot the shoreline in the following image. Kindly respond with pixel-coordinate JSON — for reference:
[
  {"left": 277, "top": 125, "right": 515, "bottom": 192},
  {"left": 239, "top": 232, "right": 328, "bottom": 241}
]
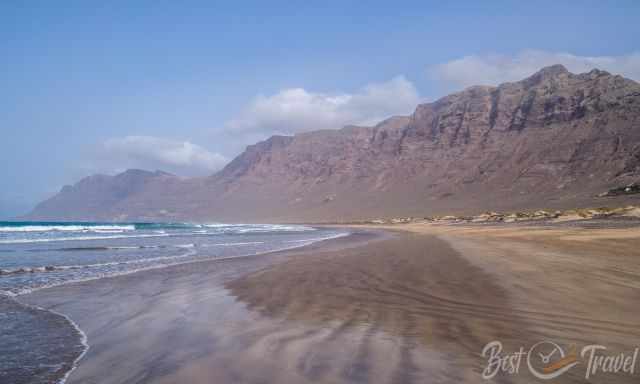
[
  {"left": 0, "top": 231, "right": 350, "bottom": 298},
  {"left": 15, "top": 228, "right": 385, "bottom": 384},
  {"left": 0, "top": 296, "right": 87, "bottom": 384},
  {"left": 12, "top": 221, "right": 640, "bottom": 383},
  {"left": 29, "top": 300, "right": 89, "bottom": 384}
]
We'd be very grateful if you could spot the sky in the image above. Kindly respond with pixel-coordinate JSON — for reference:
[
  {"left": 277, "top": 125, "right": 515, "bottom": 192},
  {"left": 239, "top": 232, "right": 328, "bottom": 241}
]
[{"left": 2, "top": 0, "right": 640, "bottom": 217}]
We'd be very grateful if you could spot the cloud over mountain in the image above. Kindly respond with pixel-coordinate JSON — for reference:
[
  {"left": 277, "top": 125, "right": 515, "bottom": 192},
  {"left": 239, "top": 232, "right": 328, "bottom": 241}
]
[
  {"left": 100, "top": 136, "right": 228, "bottom": 176},
  {"left": 431, "top": 50, "right": 640, "bottom": 90},
  {"left": 225, "top": 76, "right": 421, "bottom": 136}
]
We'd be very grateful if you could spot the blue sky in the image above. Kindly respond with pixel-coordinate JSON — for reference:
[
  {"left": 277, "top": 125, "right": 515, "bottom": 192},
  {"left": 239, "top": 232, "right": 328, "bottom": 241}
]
[{"left": 2, "top": 1, "right": 640, "bottom": 217}]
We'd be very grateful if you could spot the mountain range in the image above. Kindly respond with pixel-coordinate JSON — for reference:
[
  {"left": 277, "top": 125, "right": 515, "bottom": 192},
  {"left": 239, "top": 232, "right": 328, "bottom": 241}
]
[{"left": 27, "top": 65, "right": 640, "bottom": 222}]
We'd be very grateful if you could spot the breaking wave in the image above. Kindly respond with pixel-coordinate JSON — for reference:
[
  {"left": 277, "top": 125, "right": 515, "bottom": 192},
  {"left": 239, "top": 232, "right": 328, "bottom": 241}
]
[{"left": 0, "top": 224, "right": 135, "bottom": 233}]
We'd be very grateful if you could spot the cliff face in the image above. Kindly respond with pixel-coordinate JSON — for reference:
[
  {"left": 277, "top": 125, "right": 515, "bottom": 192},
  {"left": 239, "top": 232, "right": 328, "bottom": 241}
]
[{"left": 27, "top": 65, "right": 640, "bottom": 222}]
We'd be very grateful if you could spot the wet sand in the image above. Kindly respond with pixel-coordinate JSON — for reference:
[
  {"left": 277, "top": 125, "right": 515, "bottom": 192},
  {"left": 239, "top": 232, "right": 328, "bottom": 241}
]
[
  {"left": 19, "top": 224, "right": 640, "bottom": 383},
  {"left": 17, "top": 230, "right": 382, "bottom": 384}
]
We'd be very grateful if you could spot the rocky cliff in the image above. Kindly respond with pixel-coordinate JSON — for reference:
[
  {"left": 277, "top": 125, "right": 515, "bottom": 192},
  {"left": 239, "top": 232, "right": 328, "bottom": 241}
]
[{"left": 28, "top": 65, "right": 640, "bottom": 222}]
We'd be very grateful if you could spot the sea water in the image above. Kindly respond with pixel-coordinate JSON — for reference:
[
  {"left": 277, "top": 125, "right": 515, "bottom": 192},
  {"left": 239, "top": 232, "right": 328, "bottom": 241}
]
[{"left": 0, "top": 221, "right": 348, "bottom": 383}]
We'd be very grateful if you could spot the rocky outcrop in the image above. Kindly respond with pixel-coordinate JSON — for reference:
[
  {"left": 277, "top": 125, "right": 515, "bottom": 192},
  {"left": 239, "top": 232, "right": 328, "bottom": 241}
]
[
  {"left": 599, "top": 183, "right": 640, "bottom": 197},
  {"left": 27, "top": 65, "right": 640, "bottom": 222},
  {"left": 358, "top": 205, "right": 640, "bottom": 226}
]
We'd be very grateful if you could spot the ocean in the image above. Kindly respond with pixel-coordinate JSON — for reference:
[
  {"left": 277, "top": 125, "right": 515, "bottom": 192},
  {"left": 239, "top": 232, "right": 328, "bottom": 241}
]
[{"left": 0, "top": 221, "right": 348, "bottom": 383}]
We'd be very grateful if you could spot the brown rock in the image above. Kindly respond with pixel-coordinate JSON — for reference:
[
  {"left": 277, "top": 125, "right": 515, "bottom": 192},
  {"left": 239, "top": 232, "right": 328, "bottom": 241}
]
[{"left": 26, "top": 65, "right": 640, "bottom": 222}]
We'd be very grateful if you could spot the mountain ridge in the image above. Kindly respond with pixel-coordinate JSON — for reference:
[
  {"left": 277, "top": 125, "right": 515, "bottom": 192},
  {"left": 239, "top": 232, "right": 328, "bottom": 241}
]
[{"left": 27, "top": 65, "right": 640, "bottom": 222}]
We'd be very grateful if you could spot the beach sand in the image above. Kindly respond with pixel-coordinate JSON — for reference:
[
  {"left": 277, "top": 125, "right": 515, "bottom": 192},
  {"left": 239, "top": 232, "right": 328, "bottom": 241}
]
[{"left": 19, "top": 223, "right": 640, "bottom": 383}]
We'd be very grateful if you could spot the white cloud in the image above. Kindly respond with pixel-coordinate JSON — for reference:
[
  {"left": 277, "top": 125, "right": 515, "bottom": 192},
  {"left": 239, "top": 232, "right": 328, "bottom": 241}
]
[
  {"left": 430, "top": 50, "right": 640, "bottom": 90},
  {"left": 225, "top": 76, "right": 421, "bottom": 136},
  {"left": 101, "top": 136, "right": 228, "bottom": 176}
]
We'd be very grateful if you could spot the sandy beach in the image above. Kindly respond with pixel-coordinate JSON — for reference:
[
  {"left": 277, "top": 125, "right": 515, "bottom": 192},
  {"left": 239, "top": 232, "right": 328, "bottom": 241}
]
[{"left": 18, "top": 222, "right": 640, "bottom": 383}]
